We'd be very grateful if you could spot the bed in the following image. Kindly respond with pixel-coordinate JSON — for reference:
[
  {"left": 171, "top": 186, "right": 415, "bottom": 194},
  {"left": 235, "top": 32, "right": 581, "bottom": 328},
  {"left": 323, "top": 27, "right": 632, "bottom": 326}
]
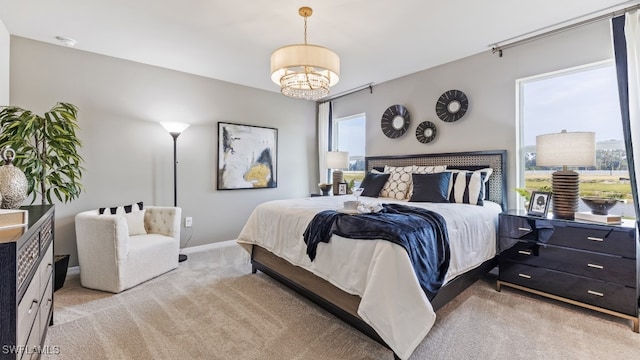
[{"left": 236, "top": 150, "right": 507, "bottom": 359}]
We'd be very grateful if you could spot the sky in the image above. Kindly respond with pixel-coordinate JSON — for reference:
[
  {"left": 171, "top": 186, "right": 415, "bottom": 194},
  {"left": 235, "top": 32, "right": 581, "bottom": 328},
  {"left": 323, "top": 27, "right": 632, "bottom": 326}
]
[{"left": 522, "top": 63, "right": 623, "bottom": 146}]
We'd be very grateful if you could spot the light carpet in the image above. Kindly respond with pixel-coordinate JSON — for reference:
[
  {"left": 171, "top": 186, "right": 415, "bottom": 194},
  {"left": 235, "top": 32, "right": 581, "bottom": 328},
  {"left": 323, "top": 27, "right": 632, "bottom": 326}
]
[{"left": 44, "top": 244, "right": 640, "bottom": 359}]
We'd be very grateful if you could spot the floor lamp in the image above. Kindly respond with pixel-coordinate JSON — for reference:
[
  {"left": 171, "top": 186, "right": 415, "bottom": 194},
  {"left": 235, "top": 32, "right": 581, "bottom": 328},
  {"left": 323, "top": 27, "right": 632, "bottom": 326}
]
[
  {"left": 161, "top": 122, "right": 190, "bottom": 262},
  {"left": 536, "top": 130, "right": 595, "bottom": 219}
]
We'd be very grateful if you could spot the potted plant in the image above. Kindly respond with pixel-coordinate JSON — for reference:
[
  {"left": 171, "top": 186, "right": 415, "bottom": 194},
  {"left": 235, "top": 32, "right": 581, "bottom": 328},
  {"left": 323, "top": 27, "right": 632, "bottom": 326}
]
[
  {"left": 0, "top": 102, "right": 83, "bottom": 291},
  {"left": 0, "top": 102, "right": 84, "bottom": 205}
]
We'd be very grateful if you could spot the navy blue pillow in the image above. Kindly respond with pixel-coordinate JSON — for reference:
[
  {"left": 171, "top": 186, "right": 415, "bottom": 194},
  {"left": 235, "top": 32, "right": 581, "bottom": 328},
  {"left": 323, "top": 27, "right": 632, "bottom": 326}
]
[
  {"left": 409, "top": 173, "right": 451, "bottom": 203},
  {"left": 359, "top": 172, "right": 390, "bottom": 197}
]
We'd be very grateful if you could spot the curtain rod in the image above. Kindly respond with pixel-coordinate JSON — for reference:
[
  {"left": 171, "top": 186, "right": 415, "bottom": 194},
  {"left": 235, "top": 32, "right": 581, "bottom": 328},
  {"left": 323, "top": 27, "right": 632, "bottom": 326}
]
[
  {"left": 319, "top": 83, "right": 373, "bottom": 103},
  {"left": 490, "top": 2, "right": 640, "bottom": 57}
]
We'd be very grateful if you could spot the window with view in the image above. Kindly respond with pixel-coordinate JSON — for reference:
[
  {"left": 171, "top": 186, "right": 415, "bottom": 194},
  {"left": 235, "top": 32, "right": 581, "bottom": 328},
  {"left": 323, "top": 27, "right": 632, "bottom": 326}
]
[
  {"left": 518, "top": 61, "right": 634, "bottom": 219},
  {"left": 332, "top": 113, "right": 366, "bottom": 187}
]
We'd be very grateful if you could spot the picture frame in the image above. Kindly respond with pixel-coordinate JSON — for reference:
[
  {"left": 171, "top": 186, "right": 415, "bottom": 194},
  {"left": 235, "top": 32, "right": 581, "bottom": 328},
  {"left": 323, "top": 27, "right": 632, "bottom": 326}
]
[
  {"left": 528, "top": 191, "right": 551, "bottom": 217},
  {"left": 338, "top": 182, "right": 347, "bottom": 195},
  {"left": 217, "top": 122, "right": 277, "bottom": 190}
]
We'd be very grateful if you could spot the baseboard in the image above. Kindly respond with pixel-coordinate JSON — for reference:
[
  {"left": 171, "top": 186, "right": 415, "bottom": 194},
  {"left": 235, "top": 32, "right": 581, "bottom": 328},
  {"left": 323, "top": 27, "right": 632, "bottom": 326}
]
[
  {"left": 180, "top": 239, "right": 238, "bottom": 254},
  {"left": 65, "top": 240, "right": 238, "bottom": 281}
]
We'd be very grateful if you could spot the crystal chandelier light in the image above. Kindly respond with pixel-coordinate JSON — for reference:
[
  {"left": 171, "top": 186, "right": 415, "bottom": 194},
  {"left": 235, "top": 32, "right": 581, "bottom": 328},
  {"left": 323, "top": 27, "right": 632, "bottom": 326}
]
[{"left": 270, "top": 7, "right": 340, "bottom": 100}]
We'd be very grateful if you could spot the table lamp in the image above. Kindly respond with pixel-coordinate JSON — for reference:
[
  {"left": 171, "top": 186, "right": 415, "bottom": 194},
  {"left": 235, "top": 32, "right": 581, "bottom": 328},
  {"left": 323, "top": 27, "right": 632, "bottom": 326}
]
[
  {"left": 326, "top": 151, "right": 349, "bottom": 195},
  {"left": 536, "top": 130, "right": 595, "bottom": 219}
]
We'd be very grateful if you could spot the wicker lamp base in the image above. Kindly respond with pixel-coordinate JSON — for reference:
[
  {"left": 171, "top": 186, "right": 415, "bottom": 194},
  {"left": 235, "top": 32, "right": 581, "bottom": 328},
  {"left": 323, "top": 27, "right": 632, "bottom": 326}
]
[
  {"left": 551, "top": 170, "right": 579, "bottom": 219},
  {"left": 332, "top": 170, "right": 344, "bottom": 195}
]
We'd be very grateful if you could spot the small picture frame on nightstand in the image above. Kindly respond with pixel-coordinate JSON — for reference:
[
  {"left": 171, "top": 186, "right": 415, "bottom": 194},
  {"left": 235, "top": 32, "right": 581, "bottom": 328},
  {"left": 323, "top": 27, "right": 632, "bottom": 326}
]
[
  {"left": 528, "top": 191, "right": 551, "bottom": 217},
  {"left": 338, "top": 182, "right": 348, "bottom": 195}
]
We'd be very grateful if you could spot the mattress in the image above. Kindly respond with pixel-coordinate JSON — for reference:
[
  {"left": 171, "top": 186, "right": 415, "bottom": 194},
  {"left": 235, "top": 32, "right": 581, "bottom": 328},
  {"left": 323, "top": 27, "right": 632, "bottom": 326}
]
[{"left": 237, "top": 195, "right": 501, "bottom": 359}]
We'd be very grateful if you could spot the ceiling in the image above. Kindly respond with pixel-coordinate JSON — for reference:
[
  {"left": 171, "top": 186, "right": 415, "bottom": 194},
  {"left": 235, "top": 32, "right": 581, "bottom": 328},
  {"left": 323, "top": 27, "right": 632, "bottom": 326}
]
[{"left": 0, "top": 0, "right": 636, "bottom": 98}]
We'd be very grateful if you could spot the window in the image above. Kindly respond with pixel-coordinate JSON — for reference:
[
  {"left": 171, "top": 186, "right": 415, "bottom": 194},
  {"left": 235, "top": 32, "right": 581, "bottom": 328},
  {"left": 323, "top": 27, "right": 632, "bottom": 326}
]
[
  {"left": 332, "top": 113, "right": 366, "bottom": 185},
  {"left": 518, "top": 61, "right": 634, "bottom": 218}
]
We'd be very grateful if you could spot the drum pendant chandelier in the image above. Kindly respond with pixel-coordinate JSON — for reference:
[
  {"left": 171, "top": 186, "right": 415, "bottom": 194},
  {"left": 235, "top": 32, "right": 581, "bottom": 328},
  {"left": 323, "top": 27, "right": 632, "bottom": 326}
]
[{"left": 270, "top": 7, "right": 340, "bottom": 100}]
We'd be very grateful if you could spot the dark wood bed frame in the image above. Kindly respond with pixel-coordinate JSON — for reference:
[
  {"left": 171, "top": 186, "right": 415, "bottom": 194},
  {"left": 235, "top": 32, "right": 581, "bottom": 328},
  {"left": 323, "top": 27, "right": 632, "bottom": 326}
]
[{"left": 250, "top": 150, "right": 507, "bottom": 358}]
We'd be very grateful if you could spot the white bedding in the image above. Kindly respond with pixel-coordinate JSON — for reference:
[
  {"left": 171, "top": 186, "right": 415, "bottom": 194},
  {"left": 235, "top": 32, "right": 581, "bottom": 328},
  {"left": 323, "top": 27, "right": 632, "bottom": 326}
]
[{"left": 236, "top": 196, "right": 501, "bottom": 359}]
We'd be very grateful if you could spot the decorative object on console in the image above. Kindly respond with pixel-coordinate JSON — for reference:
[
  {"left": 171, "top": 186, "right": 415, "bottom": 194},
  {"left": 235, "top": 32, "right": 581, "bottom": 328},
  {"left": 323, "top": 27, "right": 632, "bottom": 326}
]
[
  {"left": 436, "top": 89, "right": 469, "bottom": 122},
  {"left": 161, "top": 122, "right": 190, "bottom": 262},
  {"left": 270, "top": 6, "right": 340, "bottom": 100},
  {"left": 0, "top": 147, "right": 28, "bottom": 209},
  {"left": 318, "top": 183, "right": 332, "bottom": 196},
  {"left": 0, "top": 103, "right": 83, "bottom": 205},
  {"left": 415, "top": 121, "right": 437, "bottom": 143},
  {"left": 338, "top": 182, "right": 347, "bottom": 195},
  {"left": 527, "top": 191, "right": 551, "bottom": 217},
  {"left": 217, "top": 122, "right": 278, "bottom": 190},
  {"left": 326, "top": 151, "right": 349, "bottom": 195},
  {"left": 580, "top": 197, "right": 620, "bottom": 215},
  {"left": 536, "top": 130, "right": 595, "bottom": 219},
  {"left": 380, "top": 104, "right": 410, "bottom": 138},
  {"left": 574, "top": 211, "right": 622, "bottom": 224}
]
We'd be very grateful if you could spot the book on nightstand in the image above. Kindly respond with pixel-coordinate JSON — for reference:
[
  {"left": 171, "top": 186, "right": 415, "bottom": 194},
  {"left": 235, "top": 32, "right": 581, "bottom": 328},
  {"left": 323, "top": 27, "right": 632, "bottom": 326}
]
[{"left": 574, "top": 211, "right": 622, "bottom": 224}]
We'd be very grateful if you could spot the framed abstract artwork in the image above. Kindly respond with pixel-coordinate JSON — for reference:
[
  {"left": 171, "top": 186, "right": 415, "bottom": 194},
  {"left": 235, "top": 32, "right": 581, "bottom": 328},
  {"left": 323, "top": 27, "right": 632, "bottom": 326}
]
[{"left": 217, "top": 122, "right": 278, "bottom": 190}]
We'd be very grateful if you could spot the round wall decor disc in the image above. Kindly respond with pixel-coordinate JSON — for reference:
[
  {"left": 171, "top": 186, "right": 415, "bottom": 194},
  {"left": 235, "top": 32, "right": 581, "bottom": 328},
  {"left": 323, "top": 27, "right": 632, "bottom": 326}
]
[
  {"left": 436, "top": 89, "right": 469, "bottom": 122},
  {"left": 380, "top": 104, "right": 410, "bottom": 138}
]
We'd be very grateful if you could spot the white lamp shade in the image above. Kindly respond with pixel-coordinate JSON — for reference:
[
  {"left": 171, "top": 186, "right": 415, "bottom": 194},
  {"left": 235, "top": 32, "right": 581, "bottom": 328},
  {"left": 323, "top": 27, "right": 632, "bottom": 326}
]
[
  {"left": 325, "top": 151, "right": 349, "bottom": 169},
  {"left": 536, "top": 131, "right": 596, "bottom": 167},
  {"left": 161, "top": 122, "right": 190, "bottom": 134},
  {"left": 270, "top": 44, "right": 340, "bottom": 86}
]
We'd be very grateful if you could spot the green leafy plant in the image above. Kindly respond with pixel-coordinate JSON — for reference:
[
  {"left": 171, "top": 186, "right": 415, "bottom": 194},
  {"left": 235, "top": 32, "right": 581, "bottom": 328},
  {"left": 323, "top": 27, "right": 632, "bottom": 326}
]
[
  {"left": 514, "top": 188, "right": 531, "bottom": 201},
  {"left": 0, "top": 103, "right": 84, "bottom": 205}
]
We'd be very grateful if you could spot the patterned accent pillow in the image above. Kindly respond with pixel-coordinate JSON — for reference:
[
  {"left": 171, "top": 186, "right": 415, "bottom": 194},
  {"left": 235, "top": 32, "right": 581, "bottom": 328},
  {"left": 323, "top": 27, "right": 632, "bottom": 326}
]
[
  {"left": 447, "top": 169, "right": 492, "bottom": 205},
  {"left": 380, "top": 166, "right": 414, "bottom": 200},
  {"left": 407, "top": 165, "right": 447, "bottom": 199},
  {"left": 99, "top": 201, "right": 144, "bottom": 215}
]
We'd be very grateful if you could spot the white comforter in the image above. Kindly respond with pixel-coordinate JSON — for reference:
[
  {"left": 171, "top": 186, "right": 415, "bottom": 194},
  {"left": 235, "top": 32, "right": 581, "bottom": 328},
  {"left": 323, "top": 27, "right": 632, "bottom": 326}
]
[{"left": 236, "top": 196, "right": 501, "bottom": 359}]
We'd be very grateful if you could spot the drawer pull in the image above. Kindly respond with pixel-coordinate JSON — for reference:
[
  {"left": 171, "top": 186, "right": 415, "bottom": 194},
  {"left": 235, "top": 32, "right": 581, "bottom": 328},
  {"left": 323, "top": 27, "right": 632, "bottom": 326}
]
[
  {"left": 28, "top": 299, "right": 39, "bottom": 314},
  {"left": 518, "top": 273, "right": 531, "bottom": 279},
  {"left": 518, "top": 250, "right": 532, "bottom": 256},
  {"left": 587, "top": 263, "right": 604, "bottom": 270},
  {"left": 587, "top": 290, "right": 604, "bottom": 297},
  {"left": 587, "top": 236, "right": 604, "bottom": 242},
  {"left": 518, "top": 227, "right": 531, "bottom": 232}
]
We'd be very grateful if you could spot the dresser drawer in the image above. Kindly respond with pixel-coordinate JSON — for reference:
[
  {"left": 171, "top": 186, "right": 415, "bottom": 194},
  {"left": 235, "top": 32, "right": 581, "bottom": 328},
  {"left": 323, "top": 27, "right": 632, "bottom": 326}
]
[
  {"left": 500, "top": 240, "right": 636, "bottom": 287},
  {"left": 500, "top": 261, "right": 637, "bottom": 315},
  {"left": 39, "top": 242, "right": 54, "bottom": 291},
  {"left": 17, "top": 270, "right": 40, "bottom": 349},
  {"left": 17, "top": 232, "right": 40, "bottom": 291},
  {"left": 499, "top": 214, "right": 635, "bottom": 258},
  {"left": 546, "top": 225, "right": 635, "bottom": 258},
  {"left": 499, "top": 215, "right": 538, "bottom": 240},
  {"left": 39, "top": 274, "right": 53, "bottom": 340}
]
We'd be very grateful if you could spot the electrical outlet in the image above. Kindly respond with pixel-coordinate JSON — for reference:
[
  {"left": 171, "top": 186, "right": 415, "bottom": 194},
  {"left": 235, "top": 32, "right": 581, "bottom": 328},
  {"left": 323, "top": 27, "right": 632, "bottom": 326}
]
[{"left": 185, "top": 217, "right": 193, "bottom": 227}]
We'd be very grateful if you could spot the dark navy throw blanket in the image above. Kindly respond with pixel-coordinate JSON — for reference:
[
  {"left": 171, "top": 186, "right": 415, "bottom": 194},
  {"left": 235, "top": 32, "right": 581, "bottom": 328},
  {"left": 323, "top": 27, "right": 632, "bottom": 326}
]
[{"left": 302, "top": 203, "right": 450, "bottom": 300}]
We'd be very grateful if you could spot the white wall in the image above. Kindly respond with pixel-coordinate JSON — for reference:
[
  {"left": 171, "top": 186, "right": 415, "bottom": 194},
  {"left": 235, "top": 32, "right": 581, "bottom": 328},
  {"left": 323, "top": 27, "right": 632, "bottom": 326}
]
[
  {"left": 0, "top": 19, "right": 9, "bottom": 104},
  {"left": 330, "top": 19, "right": 615, "bottom": 209},
  {"left": 10, "top": 37, "right": 317, "bottom": 266}
]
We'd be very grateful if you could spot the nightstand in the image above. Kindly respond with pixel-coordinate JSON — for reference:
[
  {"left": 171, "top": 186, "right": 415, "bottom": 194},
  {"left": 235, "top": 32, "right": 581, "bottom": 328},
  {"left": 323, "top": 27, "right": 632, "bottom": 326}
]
[{"left": 497, "top": 210, "right": 639, "bottom": 332}]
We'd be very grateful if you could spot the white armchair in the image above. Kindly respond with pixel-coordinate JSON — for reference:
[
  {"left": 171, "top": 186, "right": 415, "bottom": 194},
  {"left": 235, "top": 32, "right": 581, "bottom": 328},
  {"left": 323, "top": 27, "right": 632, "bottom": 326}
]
[{"left": 75, "top": 206, "right": 182, "bottom": 293}]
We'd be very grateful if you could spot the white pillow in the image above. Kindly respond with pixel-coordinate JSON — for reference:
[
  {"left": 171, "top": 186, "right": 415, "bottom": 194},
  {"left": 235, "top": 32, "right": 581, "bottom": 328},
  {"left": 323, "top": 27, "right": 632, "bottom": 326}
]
[{"left": 123, "top": 209, "right": 147, "bottom": 236}]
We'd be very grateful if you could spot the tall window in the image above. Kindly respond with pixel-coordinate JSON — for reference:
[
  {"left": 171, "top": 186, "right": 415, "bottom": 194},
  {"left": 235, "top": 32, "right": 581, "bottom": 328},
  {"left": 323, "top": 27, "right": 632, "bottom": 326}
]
[
  {"left": 332, "top": 113, "right": 366, "bottom": 184},
  {"left": 518, "top": 61, "right": 634, "bottom": 218}
]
